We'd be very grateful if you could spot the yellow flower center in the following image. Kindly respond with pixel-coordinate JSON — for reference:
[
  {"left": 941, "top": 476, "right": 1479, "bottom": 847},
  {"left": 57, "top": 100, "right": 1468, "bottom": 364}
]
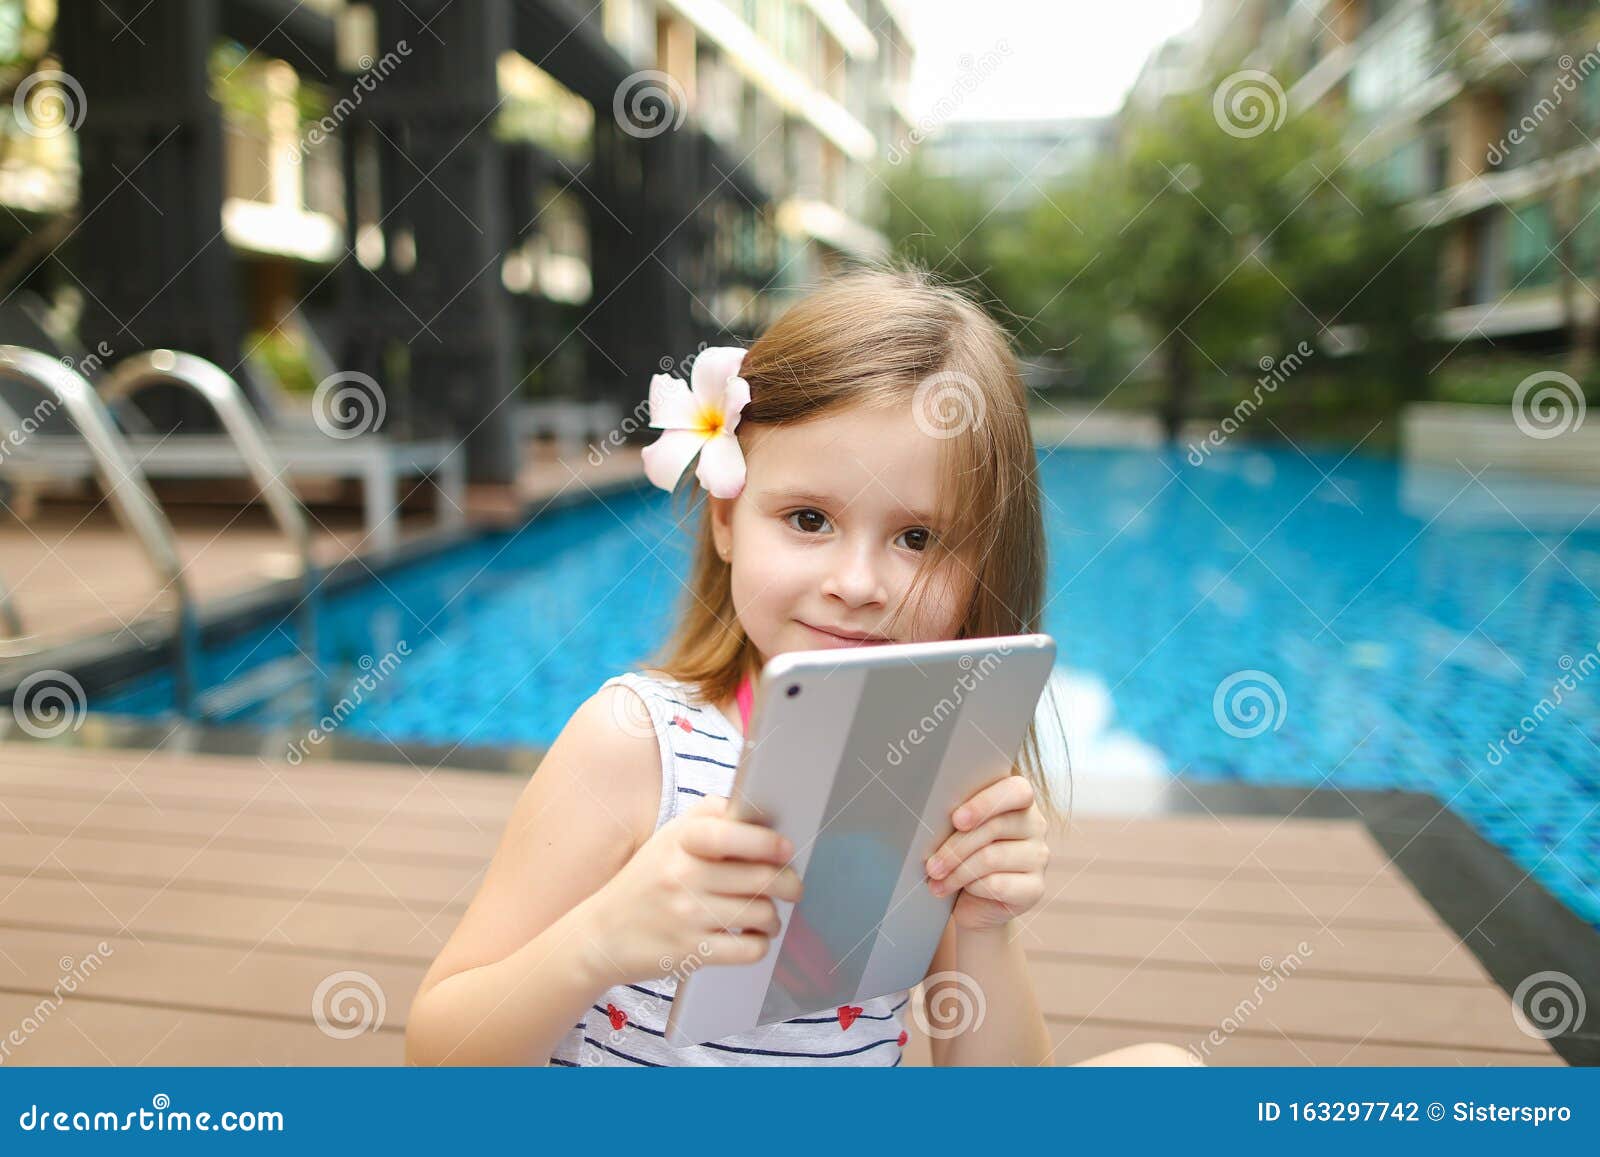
[{"left": 695, "top": 405, "right": 725, "bottom": 437}]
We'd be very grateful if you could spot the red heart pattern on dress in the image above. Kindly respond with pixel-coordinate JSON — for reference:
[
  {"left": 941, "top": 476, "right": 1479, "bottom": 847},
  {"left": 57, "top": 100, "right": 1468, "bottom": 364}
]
[
  {"left": 671, "top": 715, "right": 693, "bottom": 733},
  {"left": 836, "top": 1004, "right": 863, "bottom": 1030},
  {"left": 898, "top": 1030, "right": 908, "bottom": 1046},
  {"left": 606, "top": 1003, "right": 627, "bottom": 1031}
]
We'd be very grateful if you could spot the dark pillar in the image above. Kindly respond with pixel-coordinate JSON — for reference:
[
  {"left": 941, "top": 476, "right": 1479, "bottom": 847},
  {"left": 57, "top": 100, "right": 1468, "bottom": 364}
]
[
  {"left": 368, "top": 0, "right": 519, "bottom": 483},
  {"left": 584, "top": 116, "right": 706, "bottom": 408},
  {"left": 55, "top": 0, "right": 244, "bottom": 429}
]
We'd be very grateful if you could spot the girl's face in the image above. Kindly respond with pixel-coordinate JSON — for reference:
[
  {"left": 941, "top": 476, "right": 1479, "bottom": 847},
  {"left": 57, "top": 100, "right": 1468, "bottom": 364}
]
[{"left": 709, "top": 402, "right": 973, "bottom": 663}]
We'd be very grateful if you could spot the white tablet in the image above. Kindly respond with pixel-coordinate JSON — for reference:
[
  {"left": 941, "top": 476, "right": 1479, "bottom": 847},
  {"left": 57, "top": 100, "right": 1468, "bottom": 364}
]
[{"left": 664, "top": 633, "right": 1056, "bottom": 1047}]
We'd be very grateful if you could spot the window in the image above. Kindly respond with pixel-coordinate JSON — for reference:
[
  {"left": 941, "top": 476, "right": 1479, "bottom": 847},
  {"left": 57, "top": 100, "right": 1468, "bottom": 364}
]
[
  {"left": 1506, "top": 200, "right": 1557, "bottom": 290},
  {"left": 1376, "top": 136, "right": 1430, "bottom": 199},
  {"left": 1471, "top": 212, "right": 1503, "bottom": 304},
  {"left": 1427, "top": 130, "right": 1450, "bottom": 191},
  {"left": 1576, "top": 193, "right": 1600, "bottom": 271},
  {"left": 1582, "top": 65, "right": 1600, "bottom": 133},
  {"left": 1348, "top": 6, "right": 1432, "bottom": 121},
  {"left": 697, "top": 48, "right": 740, "bottom": 144},
  {"left": 1506, "top": 0, "right": 1547, "bottom": 35}
]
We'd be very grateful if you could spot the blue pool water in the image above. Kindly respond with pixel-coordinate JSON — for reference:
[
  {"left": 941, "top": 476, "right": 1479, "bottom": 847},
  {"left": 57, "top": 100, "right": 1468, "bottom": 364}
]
[{"left": 94, "top": 447, "right": 1600, "bottom": 928}]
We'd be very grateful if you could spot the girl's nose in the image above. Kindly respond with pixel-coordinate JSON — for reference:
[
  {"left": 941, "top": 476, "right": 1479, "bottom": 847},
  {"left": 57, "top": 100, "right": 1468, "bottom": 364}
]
[{"left": 821, "top": 543, "right": 887, "bottom": 608}]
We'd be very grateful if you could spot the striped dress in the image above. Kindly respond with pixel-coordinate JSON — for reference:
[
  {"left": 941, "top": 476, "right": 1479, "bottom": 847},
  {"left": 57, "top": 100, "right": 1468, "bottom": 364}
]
[{"left": 548, "top": 670, "right": 912, "bottom": 1067}]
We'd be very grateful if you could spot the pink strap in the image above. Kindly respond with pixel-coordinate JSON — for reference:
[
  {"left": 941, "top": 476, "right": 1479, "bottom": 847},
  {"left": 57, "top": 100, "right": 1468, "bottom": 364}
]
[{"left": 735, "top": 674, "right": 754, "bottom": 734}]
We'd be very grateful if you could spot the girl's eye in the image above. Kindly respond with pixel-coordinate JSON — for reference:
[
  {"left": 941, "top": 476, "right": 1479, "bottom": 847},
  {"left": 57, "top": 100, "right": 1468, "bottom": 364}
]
[
  {"left": 897, "top": 527, "right": 932, "bottom": 552},
  {"left": 786, "top": 509, "right": 831, "bottom": 534}
]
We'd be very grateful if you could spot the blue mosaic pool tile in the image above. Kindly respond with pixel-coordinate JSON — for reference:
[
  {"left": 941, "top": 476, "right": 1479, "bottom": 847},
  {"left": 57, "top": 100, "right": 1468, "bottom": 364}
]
[{"left": 92, "top": 448, "right": 1600, "bottom": 930}]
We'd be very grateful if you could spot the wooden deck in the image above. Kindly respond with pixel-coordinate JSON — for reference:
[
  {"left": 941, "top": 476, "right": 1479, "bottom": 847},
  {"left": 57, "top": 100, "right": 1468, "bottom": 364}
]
[{"left": 0, "top": 742, "right": 1564, "bottom": 1067}]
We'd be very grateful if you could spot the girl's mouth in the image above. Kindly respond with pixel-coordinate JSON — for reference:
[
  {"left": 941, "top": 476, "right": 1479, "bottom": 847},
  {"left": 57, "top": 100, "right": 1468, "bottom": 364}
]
[{"left": 797, "top": 620, "right": 892, "bottom": 647}]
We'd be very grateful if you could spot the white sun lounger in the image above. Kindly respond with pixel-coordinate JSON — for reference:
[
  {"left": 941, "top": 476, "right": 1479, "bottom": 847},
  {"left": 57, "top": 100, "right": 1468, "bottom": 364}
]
[
  {"left": 0, "top": 302, "right": 469, "bottom": 553},
  {"left": 0, "top": 425, "right": 465, "bottom": 553}
]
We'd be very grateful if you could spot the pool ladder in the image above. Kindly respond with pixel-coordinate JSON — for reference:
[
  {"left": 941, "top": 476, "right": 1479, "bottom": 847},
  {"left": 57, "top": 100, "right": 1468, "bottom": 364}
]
[
  {"left": 0, "top": 570, "right": 22, "bottom": 643},
  {"left": 0, "top": 345, "right": 323, "bottom": 720}
]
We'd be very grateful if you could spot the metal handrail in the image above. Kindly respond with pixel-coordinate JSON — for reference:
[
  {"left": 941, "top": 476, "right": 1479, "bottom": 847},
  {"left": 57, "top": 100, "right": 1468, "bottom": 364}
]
[
  {"left": 0, "top": 402, "right": 32, "bottom": 649},
  {"left": 0, "top": 345, "right": 199, "bottom": 712},
  {"left": 100, "top": 350, "right": 321, "bottom": 678},
  {"left": 101, "top": 352, "right": 315, "bottom": 573},
  {"left": 0, "top": 571, "right": 21, "bottom": 640}
]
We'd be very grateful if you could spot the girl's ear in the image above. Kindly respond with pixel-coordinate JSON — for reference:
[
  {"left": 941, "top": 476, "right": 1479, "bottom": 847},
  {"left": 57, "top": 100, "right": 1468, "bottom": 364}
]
[{"left": 709, "top": 496, "right": 734, "bottom": 563}]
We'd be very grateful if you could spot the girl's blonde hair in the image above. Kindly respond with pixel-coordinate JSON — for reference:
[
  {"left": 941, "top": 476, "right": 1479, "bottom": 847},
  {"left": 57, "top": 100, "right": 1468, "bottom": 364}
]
[{"left": 652, "top": 262, "right": 1066, "bottom": 822}]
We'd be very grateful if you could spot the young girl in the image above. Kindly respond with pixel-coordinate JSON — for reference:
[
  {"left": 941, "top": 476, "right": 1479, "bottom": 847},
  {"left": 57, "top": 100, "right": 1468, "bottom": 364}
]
[{"left": 407, "top": 265, "right": 1194, "bottom": 1067}]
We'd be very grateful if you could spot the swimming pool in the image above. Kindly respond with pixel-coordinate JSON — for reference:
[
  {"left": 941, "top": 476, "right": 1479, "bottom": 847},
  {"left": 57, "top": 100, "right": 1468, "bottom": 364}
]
[{"left": 92, "top": 446, "right": 1600, "bottom": 929}]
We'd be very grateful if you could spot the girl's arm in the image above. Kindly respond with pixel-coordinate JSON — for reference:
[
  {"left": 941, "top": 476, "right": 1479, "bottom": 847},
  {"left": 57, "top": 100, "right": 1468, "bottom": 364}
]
[
  {"left": 406, "top": 685, "right": 799, "bottom": 1066},
  {"left": 922, "top": 917, "right": 1052, "bottom": 1067},
  {"left": 404, "top": 687, "right": 660, "bottom": 1066}
]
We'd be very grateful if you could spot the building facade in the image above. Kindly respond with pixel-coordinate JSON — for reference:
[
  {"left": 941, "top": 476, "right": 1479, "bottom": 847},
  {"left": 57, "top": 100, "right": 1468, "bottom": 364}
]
[
  {"left": 1124, "top": 0, "right": 1600, "bottom": 351},
  {"left": 914, "top": 117, "right": 1114, "bottom": 212},
  {"left": 3, "top": 0, "right": 915, "bottom": 483}
]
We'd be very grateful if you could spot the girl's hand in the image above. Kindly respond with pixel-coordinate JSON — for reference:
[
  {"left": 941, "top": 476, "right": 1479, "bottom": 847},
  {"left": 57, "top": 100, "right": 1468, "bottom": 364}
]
[
  {"left": 923, "top": 775, "right": 1050, "bottom": 931},
  {"left": 578, "top": 795, "right": 803, "bottom": 987}
]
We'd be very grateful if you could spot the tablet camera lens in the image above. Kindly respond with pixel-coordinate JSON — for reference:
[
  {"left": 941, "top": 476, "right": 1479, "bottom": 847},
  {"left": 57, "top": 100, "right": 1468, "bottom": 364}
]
[{"left": 786, "top": 684, "right": 801, "bottom": 698}]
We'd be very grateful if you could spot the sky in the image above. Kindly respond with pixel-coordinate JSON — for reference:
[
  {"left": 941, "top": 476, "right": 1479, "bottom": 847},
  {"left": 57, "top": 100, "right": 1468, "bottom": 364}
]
[{"left": 905, "top": 0, "right": 1205, "bottom": 122}]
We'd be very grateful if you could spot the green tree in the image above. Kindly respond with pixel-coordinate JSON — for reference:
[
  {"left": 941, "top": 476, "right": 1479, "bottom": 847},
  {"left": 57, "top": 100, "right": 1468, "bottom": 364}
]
[
  {"left": 878, "top": 154, "right": 1032, "bottom": 348},
  {"left": 0, "top": 1, "right": 67, "bottom": 295},
  {"left": 1023, "top": 87, "right": 1432, "bottom": 436},
  {"left": 882, "top": 84, "right": 1434, "bottom": 438}
]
